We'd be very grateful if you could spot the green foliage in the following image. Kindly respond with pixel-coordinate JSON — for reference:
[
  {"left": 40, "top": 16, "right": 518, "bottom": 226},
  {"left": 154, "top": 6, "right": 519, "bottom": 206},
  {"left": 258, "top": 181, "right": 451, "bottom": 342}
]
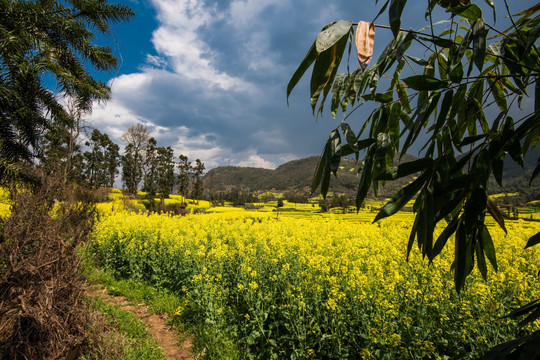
[
  {"left": 190, "top": 159, "right": 205, "bottom": 201},
  {"left": 0, "top": 0, "right": 134, "bottom": 182},
  {"left": 121, "top": 124, "right": 150, "bottom": 193},
  {"left": 84, "top": 129, "right": 120, "bottom": 188}
]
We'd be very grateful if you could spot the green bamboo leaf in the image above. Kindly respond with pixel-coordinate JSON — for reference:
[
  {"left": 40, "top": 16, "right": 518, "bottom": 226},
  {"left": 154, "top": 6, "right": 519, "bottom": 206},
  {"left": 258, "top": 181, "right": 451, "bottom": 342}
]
[
  {"left": 376, "top": 158, "right": 433, "bottom": 180},
  {"left": 481, "top": 225, "right": 498, "bottom": 272},
  {"left": 530, "top": 158, "right": 540, "bottom": 186},
  {"left": 405, "top": 54, "right": 429, "bottom": 66},
  {"left": 331, "top": 74, "right": 346, "bottom": 118},
  {"left": 402, "top": 75, "right": 447, "bottom": 91},
  {"left": 315, "top": 20, "right": 353, "bottom": 53},
  {"left": 389, "top": 0, "right": 407, "bottom": 37},
  {"left": 472, "top": 19, "right": 487, "bottom": 72},
  {"left": 487, "top": 196, "right": 507, "bottom": 234},
  {"left": 396, "top": 82, "right": 411, "bottom": 114},
  {"left": 373, "top": 172, "right": 427, "bottom": 222},
  {"left": 449, "top": 30, "right": 471, "bottom": 79},
  {"left": 362, "top": 92, "right": 393, "bottom": 103},
  {"left": 459, "top": 134, "right": 488, "bottom": 147},
  {"left": 525, "top": 232, "right": 540, "bottom": 249},
  {"left": 433, "top": 217, "right": 459, "bottom": 258},
  {"left": 534, "top": 77, "right": 540, "bottom": 113},
  {"left": 287, "top": 42, "right": 318, "bottom": 105},
  {"left": 329, "top": 130, "right": 342, "bottom": 174},
  {"left": 431, "top": 90, "right": 453, "bottom": 134},
  {"left": 518, "top": 306, "right": 540, "bottom": 328},
  {"left": 311, "top": 141, "right": 330, "bottom": 194},
  {"left": 507, "top": 299, "right": 540, "bottom": 319},
  {"left": 356, "top": 150, "right": 374, "bottom": 209},
  {"left": 475, "top": 239, "right": 488, "bottom": 281},
  {"left": 340, "top": 123, "right": 358, "bottom": 151},
  {"left": 492, "top": 151, "right": 504, "bottom": 187},
  {"left": 406, "top": 215, "right": 419, "bottom": 261},
  {"left": 454, "top": 220, "right": 470, "bottom": 293},
  {"left": 488, "top": 77, "right": 508, "bottom": 112},
  {"left": 310, "top": 35, "right": 348, "bottom": 114},
  {"left": 454, "top": 4, "right": 483, "bottom": 23}
]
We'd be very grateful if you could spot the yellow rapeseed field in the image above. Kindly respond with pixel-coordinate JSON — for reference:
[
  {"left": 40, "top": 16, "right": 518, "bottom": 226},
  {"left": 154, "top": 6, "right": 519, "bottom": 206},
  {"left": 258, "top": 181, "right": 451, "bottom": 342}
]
[{"left": 89, "top": 209, "right": 540, "bottom": 359}]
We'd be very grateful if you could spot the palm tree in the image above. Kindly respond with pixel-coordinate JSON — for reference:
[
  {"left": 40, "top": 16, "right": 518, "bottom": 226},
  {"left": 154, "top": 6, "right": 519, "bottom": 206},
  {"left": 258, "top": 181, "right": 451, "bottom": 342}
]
[{"left": 0, "top": 0, "right": 134, "bottom": 182}]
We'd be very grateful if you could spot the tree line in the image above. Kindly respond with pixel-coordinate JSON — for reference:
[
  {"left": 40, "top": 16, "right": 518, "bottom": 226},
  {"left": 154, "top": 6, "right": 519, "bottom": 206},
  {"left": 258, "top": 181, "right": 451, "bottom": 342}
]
[{"left": 42, "top": 116, "right": 205, "bottom": 203}]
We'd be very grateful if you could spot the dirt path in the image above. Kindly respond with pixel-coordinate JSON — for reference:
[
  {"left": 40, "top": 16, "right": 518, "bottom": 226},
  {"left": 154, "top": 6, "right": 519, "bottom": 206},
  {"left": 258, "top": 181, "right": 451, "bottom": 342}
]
[{"left": 87, "top": 285, "right": 196, "bottom": 360}]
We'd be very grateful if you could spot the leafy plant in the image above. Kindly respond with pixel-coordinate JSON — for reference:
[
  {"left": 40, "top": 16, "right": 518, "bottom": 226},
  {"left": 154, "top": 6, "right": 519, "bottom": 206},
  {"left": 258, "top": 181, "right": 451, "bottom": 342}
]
[
  {"left": 288, "top": 0, "right": 539, "bottom": 292},
  {"left": 287, "top": 0, "right": 540, "bottom": 356}
]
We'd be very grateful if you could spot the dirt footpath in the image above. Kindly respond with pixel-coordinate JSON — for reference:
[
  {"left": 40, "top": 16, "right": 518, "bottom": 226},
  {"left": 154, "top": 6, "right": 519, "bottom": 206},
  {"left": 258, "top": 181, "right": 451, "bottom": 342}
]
[{"left": 87, "top": 285, "right": 196, "bottom": 360}]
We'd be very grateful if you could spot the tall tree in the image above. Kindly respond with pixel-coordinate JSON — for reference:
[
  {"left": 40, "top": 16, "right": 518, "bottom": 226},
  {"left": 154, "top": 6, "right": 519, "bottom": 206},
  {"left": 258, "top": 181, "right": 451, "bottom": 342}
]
[
  {"left": 83, "top": 128, "right": 118, "bottom": 188},
  {"left": 155, "top": 146, "right": 176, "bottom": 206},
  {"left": 288, "top": 1, "right": 540, "bottom": 356},
  {"left": 177, "top": 154, "right": 191, "bottom": 202},
  {"left": 104, "top": 139, "right": 120, "bottom": 188},
  {"left": 0, "top": 0, "right": 134, "bottom": 182},
  {"left": 142, "top": 137, "right": 158, "bottom": 195},
  {"left": 191, "top": 159, "right": 205, "bottom": 202},
  {"left": 121, "top": 124, "right": 150, "bottom": 193}
]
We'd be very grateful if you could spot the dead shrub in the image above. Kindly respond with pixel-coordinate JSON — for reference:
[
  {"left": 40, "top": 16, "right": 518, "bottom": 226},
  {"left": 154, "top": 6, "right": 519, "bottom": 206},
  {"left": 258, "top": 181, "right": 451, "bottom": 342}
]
[{"left": 0, "top": 179, "right": 96, "bottom": 359}]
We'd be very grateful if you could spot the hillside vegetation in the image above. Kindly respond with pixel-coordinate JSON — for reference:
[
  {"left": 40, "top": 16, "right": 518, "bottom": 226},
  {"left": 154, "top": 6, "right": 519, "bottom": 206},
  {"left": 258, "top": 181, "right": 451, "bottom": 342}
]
[
  {"left": 204, "top": 154, "right": 420, "bottom": 198},
  {"left": 204, "top": 152, "right": 540, "bottom": 203}
]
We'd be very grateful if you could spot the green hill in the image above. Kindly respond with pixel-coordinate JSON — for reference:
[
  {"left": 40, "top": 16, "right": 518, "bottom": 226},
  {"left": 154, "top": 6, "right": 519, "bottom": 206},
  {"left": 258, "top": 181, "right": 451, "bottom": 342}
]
[
  {"left": 204, "top": 150, "right": 539, "bottom": 203},
  {"left": 203, "top": 154, "right": 420, "bottom": 198}
]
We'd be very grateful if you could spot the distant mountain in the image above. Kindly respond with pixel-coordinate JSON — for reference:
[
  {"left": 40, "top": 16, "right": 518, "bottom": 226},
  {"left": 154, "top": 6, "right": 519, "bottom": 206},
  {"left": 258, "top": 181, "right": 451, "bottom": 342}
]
[
  {"left": 203, "top": 154, "right": 419, "bottom": 198},
  {"left": 203, "top": 149, "right": 539, "bottom": 202}
]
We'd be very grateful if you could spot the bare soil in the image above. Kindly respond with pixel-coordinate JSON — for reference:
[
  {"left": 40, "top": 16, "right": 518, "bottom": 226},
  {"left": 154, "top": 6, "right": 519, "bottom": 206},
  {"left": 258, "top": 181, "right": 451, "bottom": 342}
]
[{"left": 86, "top": 285, "right": 196, "bottom": 360}]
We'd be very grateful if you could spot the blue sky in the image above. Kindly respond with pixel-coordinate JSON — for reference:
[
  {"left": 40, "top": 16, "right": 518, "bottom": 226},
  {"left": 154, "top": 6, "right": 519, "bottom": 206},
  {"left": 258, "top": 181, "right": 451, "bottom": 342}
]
[{"left": 86, "top": 0, "right": 536, "bottom": 170}]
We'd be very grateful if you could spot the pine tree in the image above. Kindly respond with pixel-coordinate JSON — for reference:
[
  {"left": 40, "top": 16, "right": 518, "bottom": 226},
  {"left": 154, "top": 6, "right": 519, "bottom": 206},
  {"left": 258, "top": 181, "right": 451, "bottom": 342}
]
[{"left": 0, "top": 0, "right": 134, "bottom": 182}]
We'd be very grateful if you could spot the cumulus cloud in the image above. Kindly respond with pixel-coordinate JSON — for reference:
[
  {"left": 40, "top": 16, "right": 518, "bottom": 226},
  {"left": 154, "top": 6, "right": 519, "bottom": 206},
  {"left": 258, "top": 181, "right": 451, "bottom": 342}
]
[
  {"left": 89, "top": 0, "right": 375, "bottom": 170},
  {"left": 237, "top": 154, "right": 276, "bottom": 169}
]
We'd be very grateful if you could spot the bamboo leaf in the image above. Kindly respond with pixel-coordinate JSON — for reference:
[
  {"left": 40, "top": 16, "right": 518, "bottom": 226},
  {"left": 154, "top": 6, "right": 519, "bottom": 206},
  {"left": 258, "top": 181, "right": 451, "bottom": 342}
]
[
  {"left": 373, "top": 172, "right": 427, "bottom": 222},
  {"left": 454, "top": 220, "right": 470, "bottom": 293},
  {"left": 287, "top": 42, "right": 318, "bottom": 105},
  {"left": 481, "top": 225, "right": 498, "bottom": 272},
  {"left": 310, "top": 35, "right": 349, "bottom": 114},
  {"left": 487, "top": 197, "right": 507, "bottom": 234},
  {"left": 396, "top": 82, "right": 412, "bottom": 114},
  {"left": 316, "top": 21, "right": 353, "bottom": 52},
  {"left": 389, "top": 0, "right": 407, "bottom": 37},
  {"left": 530, "top": 158, "right": 540, "bottom": 186},
  {"left": 453, "top": 4, "right": 483, "bottom": 23},
  {"left": 376, "top": 158, "right": 433, "bottom": 180},
  {"left": 525, "top": 232, "right": 540, "bottom": 249},
  {"left": 488, "top": 77, "right": 508, "bottom": 112},
  {"left": 472, "top": 19, "right": 487, "bottom": 72},
  {"left": 433, "top": 217, "right": 459, "bottom": 258},
  {"left": 311, "top": 141, "right": 330, "bottom": 194},
  {"left": 475, "top": 239, "right": 488, "bottom": 281},
  {"left": 402, "top": 75, "right": 447, "bottom": 91}
]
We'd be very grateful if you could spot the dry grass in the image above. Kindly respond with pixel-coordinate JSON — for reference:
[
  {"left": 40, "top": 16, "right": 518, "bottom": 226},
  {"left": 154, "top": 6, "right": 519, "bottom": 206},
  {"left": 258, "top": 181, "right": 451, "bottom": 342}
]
[{"left": 0, "top": 177, "right": 96, "bottom": 359}]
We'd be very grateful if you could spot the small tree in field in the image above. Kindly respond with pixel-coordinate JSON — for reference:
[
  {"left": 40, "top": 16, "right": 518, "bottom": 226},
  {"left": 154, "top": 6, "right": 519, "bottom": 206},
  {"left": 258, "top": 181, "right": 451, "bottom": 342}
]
[
  {"left": 177, "top": 154, "right": 191, "bottom": 203},
  {"left": 288, "top": 1, "right": 540, "bottom": 356}
]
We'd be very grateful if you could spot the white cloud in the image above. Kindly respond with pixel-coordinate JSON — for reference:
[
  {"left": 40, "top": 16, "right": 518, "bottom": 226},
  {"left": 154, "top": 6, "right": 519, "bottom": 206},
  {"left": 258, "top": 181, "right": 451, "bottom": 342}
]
[
  {"left": 149, "top": 0, "right": 253, "bottom": 91},
  {"left": 237, "top": 154, "right": 276, "bottom": 169},
  {"left": 88, "top": 0, "right": 375, "bottom": 173}
]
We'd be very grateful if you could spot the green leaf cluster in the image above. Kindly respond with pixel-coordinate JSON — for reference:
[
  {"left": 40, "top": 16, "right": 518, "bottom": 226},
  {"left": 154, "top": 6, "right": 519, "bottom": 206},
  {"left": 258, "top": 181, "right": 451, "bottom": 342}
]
[
  {"left": 0, "top": 0, "right": 134, "bottom": 182},
  {"left": 288, "top": 0, "right": 540, "bottom": 295}
]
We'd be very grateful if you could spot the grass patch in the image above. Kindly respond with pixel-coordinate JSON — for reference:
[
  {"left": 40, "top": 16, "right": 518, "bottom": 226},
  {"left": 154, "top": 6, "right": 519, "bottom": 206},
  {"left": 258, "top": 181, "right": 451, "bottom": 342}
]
[{"left": 82, "top": 297, "right": 165, "bottom": 360}]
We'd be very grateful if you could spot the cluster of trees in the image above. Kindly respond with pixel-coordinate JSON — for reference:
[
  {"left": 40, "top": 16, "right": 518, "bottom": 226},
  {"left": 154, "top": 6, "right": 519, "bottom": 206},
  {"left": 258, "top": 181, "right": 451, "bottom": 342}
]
[
  {"left": 40, "top": 119, "right": 206, "bottom": 203},
  {"left": 120, "top": 123, "right": 205, "bottom": 203}
]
